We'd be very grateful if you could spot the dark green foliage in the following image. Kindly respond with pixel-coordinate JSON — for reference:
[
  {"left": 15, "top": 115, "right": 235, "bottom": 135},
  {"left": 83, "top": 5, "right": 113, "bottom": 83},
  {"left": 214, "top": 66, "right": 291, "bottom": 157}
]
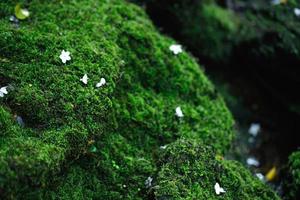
[
  {"left": 284, "top": 151, "right": 300, "bottom": 200},
  {"left": 233, "top": 1, "right": 300, "bottom": 113},
  {"left": 0, "top": 0, "right": 236, "bottom": 198},
  {"left": 153, "top": 139, "right": 280, "bottom": 200},
  {"left": 139, "top": 0, "right": 300, "bottom": 115},
  {"left": 145, "top": 0, "right": 239, "bottom": 62}
]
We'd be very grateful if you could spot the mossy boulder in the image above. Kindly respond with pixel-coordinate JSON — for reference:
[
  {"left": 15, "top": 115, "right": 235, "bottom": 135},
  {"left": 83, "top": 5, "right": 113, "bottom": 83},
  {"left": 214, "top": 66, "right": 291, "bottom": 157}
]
[
  {"left": 284, "top": 151, "right": 300, "bottom": 200},
  {"left": 0, "top": 0, "right": 233, "bottom": 198},
  {"left": 152, "top": 139, "right": 280, "bottom": 200},
  {"left": 0, "top": 0, "right": 279, "bottom": 199}
]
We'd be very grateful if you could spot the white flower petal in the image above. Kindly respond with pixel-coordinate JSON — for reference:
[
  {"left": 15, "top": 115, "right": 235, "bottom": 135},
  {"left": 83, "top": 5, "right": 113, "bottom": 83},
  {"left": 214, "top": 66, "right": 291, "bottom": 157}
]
[
  {"left": 59, "top": 50, "right": 71, "bottom": 64},
  {"left": 294, "top": 8, "right": 300, "bottom": 17},
  {"left": 175, "top": 106, "right": 184, "bottom": 118},
  {"left": 214, "top": 182, "right": 225, "bottom": 195},
  {"left": 247, "top": 157, "right": 260, "bottom": 167},
  {"left": 256, "top": 173, "right": 265, "bottom": 181},
  {"left": 80, "top": 74, "right": 88, "bottom": 85},
  {"left": 21, "top": 9, "right": 30, "bottom": 17},
  {"left": 248, "top": 123, "right": 260, "bottom": 136},
  {"left": 0, "top": 86, "right": 8, "bottom": 97},
  {"left": 145, "top": 176, "right": 153, "bottom": 188},
  {"left": 96, "top": 78, "right": 106, "bottom": 88},
  {"left": 169, "top": 44, "right": 183, "bottom": 55}
]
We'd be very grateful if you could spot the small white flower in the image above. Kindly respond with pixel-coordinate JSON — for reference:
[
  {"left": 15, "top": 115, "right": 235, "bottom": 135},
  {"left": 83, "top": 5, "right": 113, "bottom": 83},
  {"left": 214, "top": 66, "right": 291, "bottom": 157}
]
[
  {"left": 80, "top": 74, "right": 88, "bottom": 85},
  {"left": 175, "top": 106, "right": 184, "bottom": 118},
  {"left": 160, "top": 145, "right": 167, "bottom": 150},
  {"left": 294, "top": 8, "right": 300, "bottom": 17},
  {"left": 0, "top": 86, "right": 8, "bottom": 97},
  {"left": 96, "top": 78, "right": 106, "bottom": 88},
  {"left": 169, "top": 44, "right": 183, "bottom": 55},
  {"left": 145, "top": 176, "right": 153, "bottom": 188},
  {"left": 247, "top": 157, "right": 260, "bottom": 167},
  {"left": 256, "top": 173, "right": 265, "bottom": 181},
  {"left": 248, "top": 123, "right": 260, "bottom": 137},
  {"left": 214, "top": 182, "right": 225, "bottom": 195},
  {"left": 59, "top": 50, "right": 71, "bottom": 64}
]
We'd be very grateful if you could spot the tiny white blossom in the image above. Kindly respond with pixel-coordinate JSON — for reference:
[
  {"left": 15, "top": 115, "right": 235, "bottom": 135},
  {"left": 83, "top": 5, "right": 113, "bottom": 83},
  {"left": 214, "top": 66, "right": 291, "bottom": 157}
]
[
  {"left": 145, "top": 176, "right": 153, "bottom": 188},
  {"left": 247, "top": 157, "right": 260, "bottom": 167},
  {"left": 160, "top": 145, "right": 167, "bottom": 150},
  {"left": 214, "top": 182, "right": 225, "bottom": 195},
  {"left": 175, "top": 106, "right": 184, "bottom": 118},
  {"left": 256, "top": 173, "right": 265, "bottom": 181},
  {"left": 96, "top": 78, "right": 106, "bottom": 88},
  {"left": 294, "top": 8, "right": 300, "bottom": 17},
  {"left": 80, "top": 74, "right": 88, "bottom": 85},
  {"left": 169, "top": 44, "right": 183, "bottom": 55},
  {"left": 0, "top": 86, "right": 8, "bottom": 97},
  {"left": 248, "top": 123, "right": 260, "bottom": 137},
  {"left": 59, "top": 50, "right": 71, "bottom": 64}
]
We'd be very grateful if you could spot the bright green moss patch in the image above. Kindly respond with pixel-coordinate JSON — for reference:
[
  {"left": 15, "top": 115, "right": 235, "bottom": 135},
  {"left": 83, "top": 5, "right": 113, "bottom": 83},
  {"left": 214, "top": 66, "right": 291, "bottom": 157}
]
[{"left": 153, "top": 139, "right": 280, "bottom": 200}]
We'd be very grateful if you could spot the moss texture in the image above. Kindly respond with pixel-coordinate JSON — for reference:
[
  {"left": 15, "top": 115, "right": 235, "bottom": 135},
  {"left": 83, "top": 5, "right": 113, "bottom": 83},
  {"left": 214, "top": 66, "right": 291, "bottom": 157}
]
[
  {"left": 152, "top": 139, "right": 280, "bottom": 200},
  {"left": 0, "top": 0, "right": 279, "bottom": 199},
  {"left": 284, "top": 151, "right": 300, "bottom": 200}
]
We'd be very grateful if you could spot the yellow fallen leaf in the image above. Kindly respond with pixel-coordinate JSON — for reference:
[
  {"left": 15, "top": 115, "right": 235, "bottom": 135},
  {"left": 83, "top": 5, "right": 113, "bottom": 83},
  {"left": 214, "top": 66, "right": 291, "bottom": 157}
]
[
  {"left": 15, "top": 4, "right": 30, "bottom": 20},
  {"left": 266, "top": 166, "right": 277, "bottom": 181}
]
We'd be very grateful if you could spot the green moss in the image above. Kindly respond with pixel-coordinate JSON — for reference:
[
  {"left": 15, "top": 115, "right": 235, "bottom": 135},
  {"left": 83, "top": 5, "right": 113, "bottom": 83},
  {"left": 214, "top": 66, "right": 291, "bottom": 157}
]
[
  {"left": 152, "top": 139, "right": 280, "bottom": 200},
  {"left": 284, "top": 151, "right": 300, "bottom": 200},
  {"left": 0, "top": 0, "right": 282, "bottom": 199},
  {"left": 0, "top": 0, "right": 235, "bottom": 198}
]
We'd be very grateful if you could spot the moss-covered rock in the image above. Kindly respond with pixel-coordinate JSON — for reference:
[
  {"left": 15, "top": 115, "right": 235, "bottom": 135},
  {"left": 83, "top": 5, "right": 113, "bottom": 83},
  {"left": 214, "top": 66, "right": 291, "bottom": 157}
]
[
  {"left": 0, "top": 0, "right": 236, "bottom": 198},
  {"left": 152, "top": 139, "right": 280, "bottom": 200},
  {"left": 0, "top": 0, "right": 282, "bottom": 199},
  {"left": 284, "top": 151, "right": 300, "bottom": 200}
]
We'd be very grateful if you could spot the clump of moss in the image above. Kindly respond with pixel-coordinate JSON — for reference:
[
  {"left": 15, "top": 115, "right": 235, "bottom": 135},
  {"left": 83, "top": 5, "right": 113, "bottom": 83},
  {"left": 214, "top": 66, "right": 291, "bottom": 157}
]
[
  {"left": 0, "top": 0, "right": 236, "bottom": 198},
  {"left": 283, "top": 151, "right": 300, "bottom": 200},
  {"left": 152, "top": 139, "right": 280, "bottom": 200}
]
